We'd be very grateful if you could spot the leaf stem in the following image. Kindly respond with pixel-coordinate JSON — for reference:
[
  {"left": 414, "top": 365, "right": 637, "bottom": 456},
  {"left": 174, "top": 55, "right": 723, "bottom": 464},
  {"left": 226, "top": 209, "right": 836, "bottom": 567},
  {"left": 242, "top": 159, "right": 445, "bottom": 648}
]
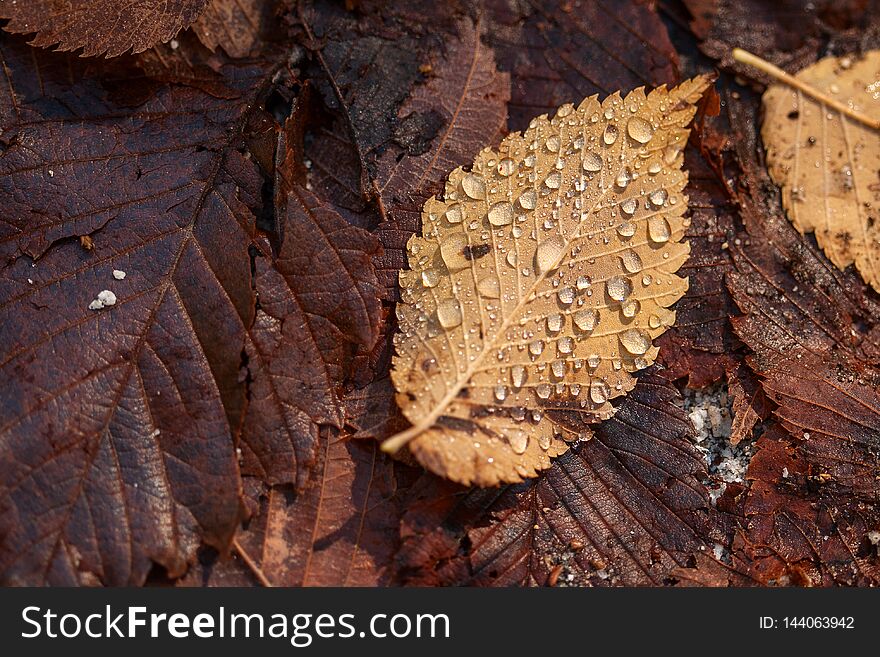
[
  {"left": 381, "top": 423, "right": 424, "bottom": 454},
  {"left": 732, "top": 48, "right": 880, "bottom": 130}
]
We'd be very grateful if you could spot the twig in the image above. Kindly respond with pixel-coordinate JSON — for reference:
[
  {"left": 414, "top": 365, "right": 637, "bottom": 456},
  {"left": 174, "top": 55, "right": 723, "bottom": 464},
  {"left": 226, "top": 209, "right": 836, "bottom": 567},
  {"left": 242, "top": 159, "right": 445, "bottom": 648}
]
[{"left": 732, "top": 48, "right": 880, "bottom": 130}]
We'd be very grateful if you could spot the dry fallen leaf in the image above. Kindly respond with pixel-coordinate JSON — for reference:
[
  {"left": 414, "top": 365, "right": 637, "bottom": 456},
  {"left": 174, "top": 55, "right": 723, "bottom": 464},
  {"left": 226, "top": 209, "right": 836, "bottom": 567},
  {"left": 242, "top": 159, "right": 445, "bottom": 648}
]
[
  {"left": 757, "top": 50, "right": 880, "bottom": 292},
  {"left": 386, "top": 75, "right": 713, "bottom": 486},
  {"left": 0, "top": 0, "right": 211, "bottom": 57}
]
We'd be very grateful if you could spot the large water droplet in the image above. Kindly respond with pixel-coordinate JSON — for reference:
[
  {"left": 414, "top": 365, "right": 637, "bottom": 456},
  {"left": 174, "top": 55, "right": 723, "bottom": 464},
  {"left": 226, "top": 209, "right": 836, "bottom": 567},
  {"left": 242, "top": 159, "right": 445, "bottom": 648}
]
[
  {"left": 617, "top": 221, "right": 636, "bottom": 238},
  {"left": 587, "top": 354, "right": 601, "bottom": 368},
  {"left": 648, "top": 162, "right": 662, "bottom": 175},
  {"left": 627, "top": 116, "right": 654, "bottom": 143},
  {"left": 603, "top": 124, "right": 619, "bottom": 145},
  {"left": 607, "top": 275, "right": 632, "bottom": 301},
  {"left": 557, "top": 336, "right": 573, "bottom": 354},
  {"left": 508, "top": 429, "right": 529, "bottom": 454},
  {"left": 436, "top": 298, "right": 462, "bottom": 328},
  {"left": 498, "top": 158, "right": 516, "bottom": 177},
  {"left": 621, "top": 250, "right": 643, "bottom": 273},
  {"left": 462, "top": 173, "right": 486, "bottom": 199},
  {"left": 649, "top": 189, "right": 668, "bottom": 206},
  {"left": 616, "top": 167, "right": 632, "bottom": 188},
  {"left": 536, "top": 383, "right": 552, "bottom": 399},
  {"left": 583, "top": 151, "right": 602, "bottom": 172},
  {"left": 494, "top": 385, "right": 508, "bottom": 402},
  {"left": 551, "top": 360, "right": 566, "bottom": 378},
  {"left": 547, "top": 313, "right": 563, "bottom": 332},
  {"left": 621, "top": 298, "right": 639, "bottom": 318},
  {"left": 544, "top": 172, "right": 561, "bottom": 189},
  {"left": 573, "top": 308, "right": 598, "bottom": 331},
  {"left": 557, "top": 286, "right": 576, "bottom": 305},
  {"left": 506, "top": 251, "right": 518, "bottom": 267},
  {"left": 529, "top": 339, "right": 545, "bottom": 356},
  {"left": 511, "top": 365, "right": 527, "bottom": 388},
  {"left": 648, "top": 216, "right": 671, "bottom": 243},
  {"left": 535, "top": 235, "right": 565, "bottom": 274},
  {"left": 620, "top": 328, "right": 651, "bottom": 355},
  {"left": 421, "top": 269, "right": 440, "bottom": 288},
  {"left": 445, "top": 204, "right": 464, "bottom": 223},
  {"left": 476, "top": 276, "right": 500, "bottom": 298},
  {"left": 546, "top": 135, "right": 561, "bottom": 152},
  {"left": 519, "top": 189, "right": 537, "bottom": 210},
  {"left": 648, "top": 314, "right": 662, "bottom": 329},
  {"left": 620, "top": 198, "right": 637, "bottom": 215},
  {"left": 440, "top": 233, "right": 469, "bottom": 270},
  {"left": 590, "top": 380, "right": 609, "bottom": 404},
  {"left": 576, "top": 275, "right": 591, "bottom": 290},
  {"left": 488, "top": 201, "right": 514, "bottom": 226}
]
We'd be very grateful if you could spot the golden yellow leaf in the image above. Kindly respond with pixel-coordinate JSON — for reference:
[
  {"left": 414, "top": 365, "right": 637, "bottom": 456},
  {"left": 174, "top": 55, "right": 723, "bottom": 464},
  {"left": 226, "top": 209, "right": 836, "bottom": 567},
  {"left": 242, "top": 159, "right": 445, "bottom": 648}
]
[
  {"left": 386, "top": 75, "right": 713, "bottom": 486},
  {"left": 759, "top": 51, "right": 880, "bottom": 292}
]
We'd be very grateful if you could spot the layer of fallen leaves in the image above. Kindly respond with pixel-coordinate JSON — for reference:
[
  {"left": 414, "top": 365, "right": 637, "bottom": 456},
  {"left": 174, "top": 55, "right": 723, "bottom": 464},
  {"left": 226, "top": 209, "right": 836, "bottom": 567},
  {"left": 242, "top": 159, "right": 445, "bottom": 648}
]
[{"left": 1, "top": 0, "right": 879, "bottom": 586}]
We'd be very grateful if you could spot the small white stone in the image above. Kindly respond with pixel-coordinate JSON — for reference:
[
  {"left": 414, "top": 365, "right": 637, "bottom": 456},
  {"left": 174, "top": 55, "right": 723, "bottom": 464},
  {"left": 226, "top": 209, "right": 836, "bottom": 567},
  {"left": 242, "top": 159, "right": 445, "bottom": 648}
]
[
  {"left": 48, "top": 169, "right": 54, "bottom": 177},
  {"left": 89, "top": 290, "right": 117, "bottom": 310},
  {"left": 170, "top": 39, "right": 179, "bottom": 50},
  {"left": 112, "top": 269, "right": 126, "bottom": 280}
]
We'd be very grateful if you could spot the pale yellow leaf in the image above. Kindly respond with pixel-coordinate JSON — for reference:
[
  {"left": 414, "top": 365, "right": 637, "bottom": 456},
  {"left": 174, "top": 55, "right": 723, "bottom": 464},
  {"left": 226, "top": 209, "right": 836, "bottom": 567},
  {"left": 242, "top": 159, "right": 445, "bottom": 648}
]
[
  {"left": 386, "top": 75, "right": 713, "bottom": 486},
  {"left": 761, "top": 51, "right": 880, "bottom": 292}
]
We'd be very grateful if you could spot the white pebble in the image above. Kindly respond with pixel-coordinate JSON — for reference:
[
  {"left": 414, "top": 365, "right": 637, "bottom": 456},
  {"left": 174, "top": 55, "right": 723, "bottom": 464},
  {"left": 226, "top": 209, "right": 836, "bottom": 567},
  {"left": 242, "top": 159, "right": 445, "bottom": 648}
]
[
  {"left": 88, "top": 289, "right": 117, "bottom": 310},
  {"left": 112, "top": 269, "right": 126, "bottom": 280}
]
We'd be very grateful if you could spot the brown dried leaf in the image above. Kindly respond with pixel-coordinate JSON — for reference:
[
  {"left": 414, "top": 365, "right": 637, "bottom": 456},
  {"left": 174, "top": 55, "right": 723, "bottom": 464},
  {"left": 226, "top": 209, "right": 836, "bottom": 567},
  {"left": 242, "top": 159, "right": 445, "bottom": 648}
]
[
  {"left": 726, "top": 94, "right": 880, "bottom": 585},
  {"left": 0, "top": 0, "right": 211, "bottom": 57},
  {"left": 192, "top": 0, "right": 271, "bottom": 58},
  {"left": 387, "top": 76, "right": 713, "bottom": 486},
  {"left": 194, "top": 431, "right": 420, "bottom": 587},
  {"left": 0, "top": 37, "right": 380, "bottom": 584},
  {"left": 485, "top": 0, "right": 680, "bottom": 132},
  {"left": 395, "top": 374, "right": 725, "bottom": 586},
  {"left": 760, "top": 51, "right": 880, "bottom": 292}
]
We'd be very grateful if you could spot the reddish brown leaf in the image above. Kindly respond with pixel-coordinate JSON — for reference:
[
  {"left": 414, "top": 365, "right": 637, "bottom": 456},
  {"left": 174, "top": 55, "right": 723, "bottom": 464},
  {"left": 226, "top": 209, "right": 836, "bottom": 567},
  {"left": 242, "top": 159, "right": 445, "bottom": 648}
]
[
  {"left": 395, "top": 374, "right": 728, "bottom": 586},
  {"left": 656, "top": 89, "right": 740, "bottom": 387},
  {"left": 201, "top": 431, "right": 420, "bottom": 587},
  {"left": 0, "top": 0, "right": 211, "bottom": 58},
  {"left": 193, "top": 0, "right": 276, "bottom": 58},
  {"left": 293, "top": 3, "right": 511, "bottom": 293},
  {"left": 730, "top": 429, "right": 880, "bottom": 586},
  {"left": 727, "top": 360, "right": 772, "bottom": 446},
  {"left": 0, "top": 33, "right": 381, "bottom": 584},
  {"left": 484, "top": 0, "right": 679, "bottom": 132},
  {"left": 723, "top": 91, "right": 880, "bottom": 585}
]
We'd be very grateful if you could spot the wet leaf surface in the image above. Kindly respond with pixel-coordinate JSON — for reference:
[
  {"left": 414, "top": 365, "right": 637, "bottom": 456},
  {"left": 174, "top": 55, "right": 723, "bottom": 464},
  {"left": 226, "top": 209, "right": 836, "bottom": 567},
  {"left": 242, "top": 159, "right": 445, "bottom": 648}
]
[{"left": 389, "top": 77, "right": 710, "bottom": 485}]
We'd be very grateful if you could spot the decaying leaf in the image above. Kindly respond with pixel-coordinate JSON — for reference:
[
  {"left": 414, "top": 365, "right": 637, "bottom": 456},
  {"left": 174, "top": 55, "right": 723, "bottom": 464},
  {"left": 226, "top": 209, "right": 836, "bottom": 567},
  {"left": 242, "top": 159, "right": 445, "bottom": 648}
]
[
  {"left": 386, "top": 76, "right": 713, "bottom": 486},
  {"left": 759, "top": 50, "right": 880, "bottom": 292},
  {"left": 725, "top": 93, "right": 880, "bottom": 585},
  {"left": 193, "top": 0, "right": 271, "bottom": 58},
  {"left": 0, "top": 34, "right": 380, "bottom": 585},
  {"left": 395, "top": 374, "right": 726, "bottom": 586},
  {"left": 0, "top": 0, "right": 211, "bottom": 57}
]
